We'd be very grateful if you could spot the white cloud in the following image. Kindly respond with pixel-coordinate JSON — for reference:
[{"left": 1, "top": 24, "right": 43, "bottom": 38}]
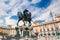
[
  {"left": 44, "top": 0, "right": 60, "bottom": 21},
  {"left": 9, "top": 0, "right": 18, "bottom": 6},
  {"left": 21, "top": 0, "right": 30, "bottom": 6},
  {"left": 32, "top": 0, "right": 60, "bottom": 22},
  {"left": 0, "top": 18, "right": 4, "bottom": 26},
  {"left": 31, "top": 0, "right": 41, "bottom": 4},
  {"left": 0, "top": 0, "right": 11, "bottom": 9},
  {"left": 46, "top": 0, "right": 60, "bottom": 14},
  {"left": 30, "top": 7, "right": 42, "bottom": 17},
  {"left": 0, "top": 0, "right": 26, "bottom": 26},
  {"left": 0, "top": 0, "right": 60, "bottom": 26},
  {"left": 0, "top": 19, "right": 4, "bottom": 23},
  {"left": 11, "top": 8, "right": 18, "bottom": 16},
  {"left": 5, "top": 16, "right": 17, "bottom": 26},
  {"left": 0, "top": 9, "right": 8, "bottom": 17},
  {"left": 33, "top": 11, "right": 50, "bottom": 21},
  {"left": 5, "top": 16, "right": 24, "bottom": 26}
]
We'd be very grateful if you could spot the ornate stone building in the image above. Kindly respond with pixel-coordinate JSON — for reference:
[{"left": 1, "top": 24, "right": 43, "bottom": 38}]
[
  {"left": 31, "top": 14, "right": 60, "bottom": 36},
  {"left": 0, "top": 14, "right": 60, "bottom": 37},
  {"left": 0, "top": 26, "right": 17, "bottom": 37}
]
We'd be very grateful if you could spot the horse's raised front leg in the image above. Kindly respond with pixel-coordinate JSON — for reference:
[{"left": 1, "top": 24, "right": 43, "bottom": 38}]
[{"left": 29, "top": 21, "right": 31, "bottom": 26}]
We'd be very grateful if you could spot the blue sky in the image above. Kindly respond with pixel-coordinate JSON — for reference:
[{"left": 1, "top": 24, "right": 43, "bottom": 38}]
[{"left": 0, "top": 0, "right": 60, "bottom": 26}]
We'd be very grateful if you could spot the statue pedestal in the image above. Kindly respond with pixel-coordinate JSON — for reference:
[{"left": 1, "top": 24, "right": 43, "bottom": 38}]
[
  {"left": 23, "top": 30, "right": 29, "bottom": 37},
  {"left": 18, "top": 26, "right": 32, "bottom": 37}
]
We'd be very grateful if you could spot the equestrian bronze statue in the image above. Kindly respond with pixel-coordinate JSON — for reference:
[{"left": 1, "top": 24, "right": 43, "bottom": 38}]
[{"left": 17, "top": 9, "right": 31, "bottom": 26}]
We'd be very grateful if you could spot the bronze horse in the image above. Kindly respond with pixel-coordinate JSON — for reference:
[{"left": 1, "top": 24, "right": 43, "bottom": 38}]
[{"left": 17, "top": 9, "right": 31, "bottom": 26}]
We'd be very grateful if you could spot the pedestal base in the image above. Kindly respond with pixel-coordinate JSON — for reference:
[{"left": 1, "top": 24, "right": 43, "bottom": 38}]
[{"left": 23, "top": 30, "right": 29, "bottom": 37}]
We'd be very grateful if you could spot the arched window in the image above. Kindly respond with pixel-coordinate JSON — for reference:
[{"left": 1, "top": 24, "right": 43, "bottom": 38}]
[
  {"left": 51, "top": 28, "right": 53, "bottom": 31},
  {"left": 40, "top": 34, "right": 42, "bottom": 36},
  {"left": 47, "top": 28, "right": 49, "bottom": 31},
  {"left": 44, "top": 33, "right": 46, "bottom": 36},
  {"left": 52, "top": 33, "right": 55, "bottom": 36},
  {"left": 48, "top": 33, "right": 50, "bottom": 36},
  {"left": 55, "top": 27, "right": 58, "bottom": 31}
]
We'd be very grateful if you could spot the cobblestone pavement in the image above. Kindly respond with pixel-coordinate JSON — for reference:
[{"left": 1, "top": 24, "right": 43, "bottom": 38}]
[
  {"left": 7, "top": 37, "right": 60, "bottom": 40},
  {"left": 0, "top": 36, "right": 60, "bottom": 40}
]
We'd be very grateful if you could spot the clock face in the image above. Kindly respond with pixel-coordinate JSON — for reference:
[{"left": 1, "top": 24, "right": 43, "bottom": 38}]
[
  {"left": 18, "top": 20, "right": 30, "bottom": 27},
  {"left": 18, "top": 20, "right": 24, "bottom": 26}
]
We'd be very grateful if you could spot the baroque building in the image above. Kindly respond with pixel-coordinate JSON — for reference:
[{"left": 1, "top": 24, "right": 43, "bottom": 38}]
[{"left": 31, "top": 14, "right": 60, "bottom": 36}]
